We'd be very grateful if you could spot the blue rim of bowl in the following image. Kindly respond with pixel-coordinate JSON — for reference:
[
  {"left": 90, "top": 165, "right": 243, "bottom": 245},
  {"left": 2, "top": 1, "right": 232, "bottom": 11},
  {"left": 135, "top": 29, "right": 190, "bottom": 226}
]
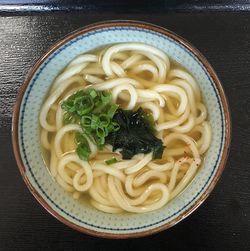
[{"left": 12, "top": 20, "right": 231, "bottom": 239}]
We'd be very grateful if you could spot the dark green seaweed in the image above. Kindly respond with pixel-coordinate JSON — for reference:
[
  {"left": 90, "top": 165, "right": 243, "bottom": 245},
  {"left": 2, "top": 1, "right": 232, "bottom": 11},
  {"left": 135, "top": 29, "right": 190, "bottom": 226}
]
[{"left": 106, "top": 108, "right": 164, "bottom": 160}]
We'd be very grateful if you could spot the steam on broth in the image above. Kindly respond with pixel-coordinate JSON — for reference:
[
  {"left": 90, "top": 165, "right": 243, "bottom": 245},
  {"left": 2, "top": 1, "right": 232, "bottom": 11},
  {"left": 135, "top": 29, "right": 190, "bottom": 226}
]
[{"left": 40, "top": 43, "right": 212, "bottom": 213}]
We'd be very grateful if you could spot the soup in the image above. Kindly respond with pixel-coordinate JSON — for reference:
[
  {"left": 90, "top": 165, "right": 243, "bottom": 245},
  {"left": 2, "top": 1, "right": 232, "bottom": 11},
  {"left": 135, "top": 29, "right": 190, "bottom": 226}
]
[{"left": 39, "top": 43, "right": 212, "bottom": 213}]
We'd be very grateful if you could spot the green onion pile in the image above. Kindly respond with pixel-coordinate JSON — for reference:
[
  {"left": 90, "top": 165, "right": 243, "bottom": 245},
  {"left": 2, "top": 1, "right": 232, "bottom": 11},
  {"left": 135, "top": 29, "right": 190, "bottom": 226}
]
[{"left": 61, "top": 89, "right": 120, "bottom": 160}]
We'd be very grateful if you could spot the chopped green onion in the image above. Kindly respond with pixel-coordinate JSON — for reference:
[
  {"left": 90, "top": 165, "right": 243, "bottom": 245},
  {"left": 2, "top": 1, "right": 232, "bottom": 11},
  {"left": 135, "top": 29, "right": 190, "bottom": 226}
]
[
  {"left": 96, "top": 135, "right": 105, "bottom": 145},
  {"left": 81, "top": 115, "right": 92, "bottom": 128},
  {"left": 61, "top": 89, "right": 121, "bottom": 160},
  {"left": 74, "top": 96, "right": 94, "bottom": 116},
  {"left": 96, "top": 127, "right": 106, "bottom": 138},
  {"left": 75, "top": 132, "right": 87, "bottom": 145},
  {"left": 100, "top": 91, "right": 112, "bottom": 103},
  {"left": 88, "top": 89, "right": 97, "bottom": 99},
  {"left": 99, "top": 114, "right": 110, "bottom": 127},
  {"left": 61, "top": 100, "right": 76, "bottom": 113},
  {"left": 107, "top": 104, "right": 119, "bottom": 118},
  {"left": 76, "top": 143, "right": 91, "bottom": 160},
  {"left": 112, "top": 121, "right": 120, "bottom": 132},
  {"left": 105, "top": 158, "right": 118, "bottom": 165},
  {"left": 95, "top": 92, "right": 111, "bottom": 112},
  {"left": 90, "top": 114, "right": 99, "bottom": 129},
  {"left": 63, "top": 112, "right": 76, "bottom": 125}
]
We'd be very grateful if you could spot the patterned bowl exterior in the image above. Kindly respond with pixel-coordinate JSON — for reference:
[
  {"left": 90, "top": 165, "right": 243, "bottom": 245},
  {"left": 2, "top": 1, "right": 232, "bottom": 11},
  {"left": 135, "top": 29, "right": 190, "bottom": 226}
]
[{"left": 12, "top": 20, "right": 231, "bottom": 238}]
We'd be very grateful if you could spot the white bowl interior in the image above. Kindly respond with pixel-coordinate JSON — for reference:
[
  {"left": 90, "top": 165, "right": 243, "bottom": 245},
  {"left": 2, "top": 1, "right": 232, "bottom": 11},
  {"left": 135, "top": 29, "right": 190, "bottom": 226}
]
[{"left": 18, "top": 26, "right": 225, "bottom": 235}]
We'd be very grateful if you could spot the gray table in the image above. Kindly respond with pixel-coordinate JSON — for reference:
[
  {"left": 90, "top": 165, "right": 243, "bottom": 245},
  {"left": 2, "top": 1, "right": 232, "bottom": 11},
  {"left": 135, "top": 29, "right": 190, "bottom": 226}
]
[{"left": 0, "top": 11, "right": 250, "bottom": 251}]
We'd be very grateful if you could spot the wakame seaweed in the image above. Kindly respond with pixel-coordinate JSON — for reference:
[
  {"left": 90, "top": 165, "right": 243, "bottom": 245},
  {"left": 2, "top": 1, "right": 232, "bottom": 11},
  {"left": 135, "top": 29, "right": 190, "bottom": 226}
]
[{"left": 106, "top": 108, "right": 164, "bottom": 160}]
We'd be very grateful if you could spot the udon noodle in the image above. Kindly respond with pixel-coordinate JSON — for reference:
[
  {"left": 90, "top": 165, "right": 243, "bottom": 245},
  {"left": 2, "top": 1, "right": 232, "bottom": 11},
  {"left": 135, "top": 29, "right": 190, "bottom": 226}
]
[{"left": 40, "top": 43, "right": 212, "bottom": 213}]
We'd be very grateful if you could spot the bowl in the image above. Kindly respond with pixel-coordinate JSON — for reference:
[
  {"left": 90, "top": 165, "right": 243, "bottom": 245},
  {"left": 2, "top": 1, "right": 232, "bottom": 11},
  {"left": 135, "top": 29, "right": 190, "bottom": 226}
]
[{"left": 12, "top": 20, "right": 231, "bottom": 238}]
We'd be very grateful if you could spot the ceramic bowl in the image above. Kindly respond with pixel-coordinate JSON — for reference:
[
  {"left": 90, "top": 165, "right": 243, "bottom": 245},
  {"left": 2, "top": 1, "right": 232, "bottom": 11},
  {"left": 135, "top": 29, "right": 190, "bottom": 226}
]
[{"left": 12, "top": 20, "right": 231, "bottom": 238}]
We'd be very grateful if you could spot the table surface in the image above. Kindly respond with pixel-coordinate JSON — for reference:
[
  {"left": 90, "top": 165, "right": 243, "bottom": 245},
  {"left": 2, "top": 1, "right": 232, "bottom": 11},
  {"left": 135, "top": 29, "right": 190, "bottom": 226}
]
[{"left": 0, "top": 11, "right": 250, "bottom": 251}]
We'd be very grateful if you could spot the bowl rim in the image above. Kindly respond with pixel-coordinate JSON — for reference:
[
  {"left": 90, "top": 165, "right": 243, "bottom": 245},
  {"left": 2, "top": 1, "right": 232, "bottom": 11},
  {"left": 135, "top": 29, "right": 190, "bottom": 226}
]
[{"left": 12, "top": 19, "right": 231, "bottom": 239}]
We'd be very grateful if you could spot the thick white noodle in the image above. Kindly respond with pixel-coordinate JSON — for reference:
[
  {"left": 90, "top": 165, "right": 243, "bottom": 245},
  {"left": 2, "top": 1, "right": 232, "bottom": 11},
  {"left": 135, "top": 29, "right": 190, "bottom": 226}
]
[
  {"left": 170, "top": 79, "right": 197, "bottom": 116},
  {"left": 135, "top": 51, "right": 169, "bottom": 83},
  {"left": 172, "top": 114, "right": 195, "bottom": 133},
  {"left": 111, "top": 62, "right": 126, "bottom": 77},
  {"left": 40, "top": 76, "right": 84, "bottom": 132},
  {"left": 152, "top": 84, "right": 188, "bottom": 116},
  {"left": 197, "top": 122, "right": 212, "bottom": 154},
  {"left": 125, "top": 153, "right": 153, "bottom": 174},
  {"left": 148, "top": 156, "right": 175, "bottom": 171},
  {"left": 67, "top": 54, "right": 98, "bottom": 67},
  {"left": 50, "top": 54, "right": 97, "bottom": 92},
  {"left": 58, "top": 153, "right": 93, "bottom": 191},
  {"left": 108, "top": 176, "right": 169, "bottom": 213},
  {"left": 137, "top": 89, "right": 165, "bottom": 107},
  {"left": 41, "top": 129, "right": 50, "bottom": 150},
  {"left": 121, "top": 54, "right": 143, "bottom": 69},
  {"left": 102, "top": 43, "right": 168, "bottom": 76},
  {"left": 141, "top": 102, "right": 160, "bottom": 121},
  {"left": 131, "top": 63, "right": 159, "bottom": 82},
  {"left": 92, "top": 77, "right": 141, "bottom": 91},
  {"left": 50, "top": 147, "right": 58, "bottom": 177},
  {"left": 111, "top": 83, "right": 138, "bottom": 110},
  {"left": 169, "top": 158, "right": 201, "bottom": 199},
  {"left": 156, "top": 106, "right": 190, "bottom": 131},
  {"left": 168, "top": 69, "right": 201, "bottom": 101},
  {"left": 195, "top": 102, "right": 207, "bottom": 124},
  {"left": 84, "top": 74, "right": 103, "bottom": 84},
  {"left": 92, "top": 163, "right": 126, "bottom": 182}
]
